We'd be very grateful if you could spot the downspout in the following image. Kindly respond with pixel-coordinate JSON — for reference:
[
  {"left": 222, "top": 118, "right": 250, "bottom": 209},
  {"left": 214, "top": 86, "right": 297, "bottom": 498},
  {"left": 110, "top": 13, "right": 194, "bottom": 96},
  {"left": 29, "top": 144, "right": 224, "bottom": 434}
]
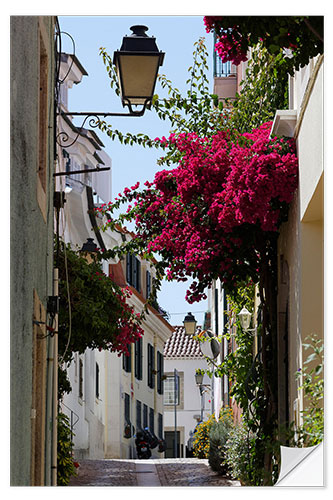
[
  {"left": 130, "top": 343, "right": 135, "bottom": 458},
  {"left": 52, "top": 268, "right": 59, "bottom": 485},
  {"left": 153, "top": 333, "right": 157, "bottom": 424},
  {"left": 45, "top": 322, "right": 54, "bottom": 485}
]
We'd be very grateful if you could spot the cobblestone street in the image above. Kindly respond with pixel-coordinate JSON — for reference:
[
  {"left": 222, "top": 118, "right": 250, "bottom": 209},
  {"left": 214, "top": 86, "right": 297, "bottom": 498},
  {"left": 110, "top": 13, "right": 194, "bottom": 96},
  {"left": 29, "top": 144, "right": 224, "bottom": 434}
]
[{"left": 69, "top": 458, "right": 241, "bottom": 487}]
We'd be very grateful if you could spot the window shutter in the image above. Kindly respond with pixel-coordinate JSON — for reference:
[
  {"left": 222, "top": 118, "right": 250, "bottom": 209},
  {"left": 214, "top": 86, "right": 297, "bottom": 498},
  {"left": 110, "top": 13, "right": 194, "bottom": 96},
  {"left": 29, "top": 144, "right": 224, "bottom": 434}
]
[
  {"left": 135, "top": 338, "right": 143, "bottom": 380},
  {"left": 143, "top": 404, "right": 148, "bottom": 428},
  {"left": 151, "top": 345, "right": 155, "bottom": 389},
  {"left": 157, "top": 352, "right": 164, "bottom": 395},
  {"left": 124, "top": 393, "right": 130, "bottom": 424},
  {"left": 135, "top": 257, "right": 141, "bottom": 292},
  {"left": 148, "top": 344, "right": 152, "bottom": 387},
  {"left": 148, "top": 343, "right": 155, "bottom": 388},
  {"left": 126, "top": 254, "right": 131, "bottom": 284},
  {"left": 123, "top": 345, "right": 131, "bottom": 373},
  {"left": 146, "top": 270, "right": 151, "bottom": 298}
]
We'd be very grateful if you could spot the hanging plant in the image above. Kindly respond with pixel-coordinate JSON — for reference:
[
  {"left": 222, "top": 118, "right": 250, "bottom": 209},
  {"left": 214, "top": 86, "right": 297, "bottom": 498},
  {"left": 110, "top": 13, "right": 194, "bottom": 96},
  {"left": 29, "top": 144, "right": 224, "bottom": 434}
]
[{"left": 56, "top": 239, "right": 144, "bottom": 396}]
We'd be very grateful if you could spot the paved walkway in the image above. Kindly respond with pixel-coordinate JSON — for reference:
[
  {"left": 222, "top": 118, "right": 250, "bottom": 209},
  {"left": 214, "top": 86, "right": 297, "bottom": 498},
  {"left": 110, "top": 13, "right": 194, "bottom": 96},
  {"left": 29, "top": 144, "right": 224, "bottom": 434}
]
[{"left": 69, "top": 458, "right": 241, "bottom": 487}]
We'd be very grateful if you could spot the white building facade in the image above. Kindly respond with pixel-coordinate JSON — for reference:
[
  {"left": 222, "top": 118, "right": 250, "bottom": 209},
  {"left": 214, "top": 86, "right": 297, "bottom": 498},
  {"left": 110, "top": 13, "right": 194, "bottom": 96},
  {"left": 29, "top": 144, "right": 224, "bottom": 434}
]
[{"left": 163, "top": 326, "right": 211, "bottom": 458}]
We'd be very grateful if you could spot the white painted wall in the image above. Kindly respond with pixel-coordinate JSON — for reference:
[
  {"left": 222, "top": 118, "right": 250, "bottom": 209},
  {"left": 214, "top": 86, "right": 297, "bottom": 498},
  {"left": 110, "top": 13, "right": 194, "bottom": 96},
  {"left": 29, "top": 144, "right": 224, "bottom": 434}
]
[{"left": 164, "top": 356, "right": 211, "bottom": 457}]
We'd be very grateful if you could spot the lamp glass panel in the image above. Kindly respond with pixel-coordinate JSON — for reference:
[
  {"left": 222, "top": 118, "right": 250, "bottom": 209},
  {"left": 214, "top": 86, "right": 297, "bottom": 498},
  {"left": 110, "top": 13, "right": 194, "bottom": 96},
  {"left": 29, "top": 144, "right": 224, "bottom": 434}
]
[
  {"left": 239, "top": 308, "right": 251, "bottom": 330},
  {"left": 117, "top": 54, "right": 160, "bottom": 105},
  {"left": 184, "top": 320, "right": 197, "bottom": 335}
]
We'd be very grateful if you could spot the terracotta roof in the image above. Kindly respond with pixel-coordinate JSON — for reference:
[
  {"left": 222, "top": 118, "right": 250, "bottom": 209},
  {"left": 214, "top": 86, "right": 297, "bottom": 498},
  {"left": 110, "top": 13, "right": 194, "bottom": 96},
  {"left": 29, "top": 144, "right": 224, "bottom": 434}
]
[{"left": 164, "top": 326, "right": 204, "bottom": 359}]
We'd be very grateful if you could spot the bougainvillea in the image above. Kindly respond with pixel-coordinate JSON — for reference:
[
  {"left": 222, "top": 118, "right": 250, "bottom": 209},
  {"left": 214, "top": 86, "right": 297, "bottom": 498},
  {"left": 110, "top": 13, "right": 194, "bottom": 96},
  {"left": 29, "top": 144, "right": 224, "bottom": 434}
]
[
  {"left": 57, "top": 239, "right": 144, "bottom": 364},
  {"left": 204, "top": 16, "right": 323, "bottom": 75},
  {"left": 96, "top": 38, "right": 299, "bottom": 483},
  {"left": 98, "top": 122, "right": 297, "bottom": 303}
]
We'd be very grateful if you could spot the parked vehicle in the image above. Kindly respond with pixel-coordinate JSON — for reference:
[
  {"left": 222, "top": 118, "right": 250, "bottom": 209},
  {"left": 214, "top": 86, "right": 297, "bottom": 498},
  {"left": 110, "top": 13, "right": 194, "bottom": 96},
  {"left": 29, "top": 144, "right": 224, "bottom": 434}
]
[
  {"left": 135, "top": 428, "right": 167, "bottom": 459},
  {"left": 135, "top": 429, "right": 152, "bottom": 459}
]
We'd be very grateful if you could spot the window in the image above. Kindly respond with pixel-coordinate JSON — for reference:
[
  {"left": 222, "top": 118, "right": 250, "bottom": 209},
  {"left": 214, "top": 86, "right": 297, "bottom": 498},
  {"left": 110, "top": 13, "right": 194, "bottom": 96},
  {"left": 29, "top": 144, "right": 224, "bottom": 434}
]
[
  {"left": 95, "top": 362, "right": 100, "bottom": 399},
  {"left": 143, "top": 404, "right": 148, "bottom": 428},
  {"left": 126, "top": 254, "right": 141, "bottom": 292},
  {"left": 146, "top": 270, "right": 151, "bottom": 298},
  {"left": 124, "top": 393, "right": 130, "bottom": 424},
  {"left": 149, "top": 408, "right": 154, "bottom": 434},
  {"left": 147, "top": 343, "right": 155, "bottom": 389},
  {"left": 78, "top": 358, "right": 83, "bottom": 400},
  {"left": 164, "top": 375, "right": 179, "bottom": 406},
  {"left": 157, "top": 351, "right": 164, "bottom": 394},
  {"left": 122, "top": 345, "right": 132, "bottom": 373},
  {"left": 158, "top": 413, "right": 163, "bottom": 438},
  {"left": 136, "top": 400, "right": 142, "bottom": 430},
  {"left": 135, "top": 337, "right": 143, "bottom": 380}
]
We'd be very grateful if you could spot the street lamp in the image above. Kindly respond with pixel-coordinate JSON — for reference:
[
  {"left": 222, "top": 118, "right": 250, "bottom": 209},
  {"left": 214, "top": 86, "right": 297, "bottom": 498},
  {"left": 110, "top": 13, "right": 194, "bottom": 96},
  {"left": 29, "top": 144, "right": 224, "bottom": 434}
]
[
  {"left": 195, "top": 371, "right": 204, "bottom": 386},
  {"left": 80, "top": 237, "right": 99, "bottom": 263},
  {"left": 56, "top": 24, "right": 165, "bottom": 151},
  {"left": 194, "top": 371, "right": 210, "bottom": 421},
  {"left": 114, "top": 25, "right": 165, "bottom": 113},
  {"left": 238, "top": 307, "right": 252, "bottom": 331},
  {"left": 183, "top": 312, "right": 197, "bottom": 335}
]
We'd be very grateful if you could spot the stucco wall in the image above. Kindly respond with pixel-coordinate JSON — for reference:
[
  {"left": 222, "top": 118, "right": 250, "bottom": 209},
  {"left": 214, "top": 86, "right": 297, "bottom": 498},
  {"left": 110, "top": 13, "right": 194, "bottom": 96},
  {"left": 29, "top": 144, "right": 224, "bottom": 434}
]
[
  {"left": 10, "top": 16, "right": 55, "bottom": 485},
  {"left": 164, "top": 357, "right": 210, "bottom": 455},
  {"left": 277, "top": 56, "right": 323, "bottom": 428}
]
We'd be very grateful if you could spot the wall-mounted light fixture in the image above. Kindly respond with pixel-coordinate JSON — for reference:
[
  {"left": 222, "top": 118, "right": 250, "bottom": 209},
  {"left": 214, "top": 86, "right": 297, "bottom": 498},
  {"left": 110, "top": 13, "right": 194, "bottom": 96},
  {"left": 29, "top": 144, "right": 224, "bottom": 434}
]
[
  {"left": 238, "top": 307, "right": 252, "bottom": 331},
  {"left": 56, "top": 24, "right": 165, "bottom": 154},
  {"left": 79, "top": 238, "right": 99, "bottom": 263}
]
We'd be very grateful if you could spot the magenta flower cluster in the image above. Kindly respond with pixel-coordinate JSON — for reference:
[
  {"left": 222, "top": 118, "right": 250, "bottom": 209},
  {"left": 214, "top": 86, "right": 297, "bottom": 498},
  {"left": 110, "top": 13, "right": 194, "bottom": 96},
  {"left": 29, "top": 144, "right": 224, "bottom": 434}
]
[
  {"left": 101, "top": 122, "right": 298, "bottom": 303},
  {"left": 204, "top": 16, "right": 248, "bottom": 66}
]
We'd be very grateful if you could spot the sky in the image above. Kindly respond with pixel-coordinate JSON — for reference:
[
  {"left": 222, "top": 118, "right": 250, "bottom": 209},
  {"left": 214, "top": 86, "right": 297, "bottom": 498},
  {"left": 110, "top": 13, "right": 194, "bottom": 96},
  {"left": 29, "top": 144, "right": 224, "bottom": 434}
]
[{"left": 58, "top": 15, "right": 214, "bottom": 327}]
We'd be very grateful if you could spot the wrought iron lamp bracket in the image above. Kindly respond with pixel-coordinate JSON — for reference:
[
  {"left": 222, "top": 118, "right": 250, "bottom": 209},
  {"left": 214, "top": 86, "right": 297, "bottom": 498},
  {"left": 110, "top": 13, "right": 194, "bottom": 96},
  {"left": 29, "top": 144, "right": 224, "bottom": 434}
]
[{"left": 56, "top": 105, "right": 147, "bottom": 149}]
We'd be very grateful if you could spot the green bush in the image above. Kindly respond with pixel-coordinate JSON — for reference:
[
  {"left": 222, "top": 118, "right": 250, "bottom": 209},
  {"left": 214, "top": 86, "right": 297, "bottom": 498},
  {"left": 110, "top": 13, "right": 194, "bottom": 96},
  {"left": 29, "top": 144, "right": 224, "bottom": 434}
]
[
  {"left": 297, "top": 334, "right": 324, "bottom": 446},
  {"left": 57, "top": 412, "right": 78, "bottom": 486},
  {"left": 208, "top": 408, "right": 234, "bottom": 475},
  {"left": 193, "top": 415, "right": 215, "bottom": 459},
  {"left": 225, "top": 421, "right": 264, "bottom": 486}
]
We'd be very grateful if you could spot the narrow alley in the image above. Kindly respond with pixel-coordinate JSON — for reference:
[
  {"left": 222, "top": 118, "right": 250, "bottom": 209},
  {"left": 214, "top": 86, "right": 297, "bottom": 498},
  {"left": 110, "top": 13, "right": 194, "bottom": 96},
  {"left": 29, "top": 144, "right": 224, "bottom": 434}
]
[{"left": 69, "top": 458, "right": 241, "bottom": 487}]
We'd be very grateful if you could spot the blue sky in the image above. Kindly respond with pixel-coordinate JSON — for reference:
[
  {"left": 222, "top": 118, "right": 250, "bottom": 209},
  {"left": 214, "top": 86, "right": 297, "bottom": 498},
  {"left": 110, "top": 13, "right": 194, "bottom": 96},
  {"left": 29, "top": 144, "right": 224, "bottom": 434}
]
[{"left": 58, "top": 15, "right": 214, "bottom": 326}]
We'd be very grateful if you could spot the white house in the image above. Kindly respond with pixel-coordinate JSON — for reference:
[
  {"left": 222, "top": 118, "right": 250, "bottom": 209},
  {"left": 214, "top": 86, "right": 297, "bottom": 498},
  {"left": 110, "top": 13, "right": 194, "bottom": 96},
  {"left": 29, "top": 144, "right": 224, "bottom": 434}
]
[
  {"left": 163, "top": 325, "right": 211, "bottom": 458},
  {"left": 56, "top": 52, "right": 174, "bottom": 459}
]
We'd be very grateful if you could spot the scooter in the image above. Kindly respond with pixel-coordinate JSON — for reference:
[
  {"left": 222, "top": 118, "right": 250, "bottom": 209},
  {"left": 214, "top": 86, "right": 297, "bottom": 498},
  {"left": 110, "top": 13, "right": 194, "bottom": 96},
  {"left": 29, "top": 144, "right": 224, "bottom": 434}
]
[{"left": 135, "top": 429, "right": 152, "bottom": 459}]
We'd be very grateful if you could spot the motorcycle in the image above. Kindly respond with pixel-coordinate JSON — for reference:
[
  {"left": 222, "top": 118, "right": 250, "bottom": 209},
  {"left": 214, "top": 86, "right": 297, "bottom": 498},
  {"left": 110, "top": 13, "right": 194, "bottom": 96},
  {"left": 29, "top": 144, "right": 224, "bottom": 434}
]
[
  {"left": 135, "top": 429, "right": 152, "bottom": 459},
  {"left": 135, "top": 428, "right": 167, "bottom": 459}
]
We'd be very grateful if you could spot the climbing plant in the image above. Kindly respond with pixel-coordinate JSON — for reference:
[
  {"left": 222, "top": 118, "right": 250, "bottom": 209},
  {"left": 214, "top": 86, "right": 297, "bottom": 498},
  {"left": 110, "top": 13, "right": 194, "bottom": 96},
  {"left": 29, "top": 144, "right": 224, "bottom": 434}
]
[
  {"left": 56, "top": 239, "right": 144, "bottom": 398},
  {"left": 204, "top": 16, "right": 323, "bottom": 76},
  {"left": 96, "top": 36, "right": 298, "bottom": 484}
]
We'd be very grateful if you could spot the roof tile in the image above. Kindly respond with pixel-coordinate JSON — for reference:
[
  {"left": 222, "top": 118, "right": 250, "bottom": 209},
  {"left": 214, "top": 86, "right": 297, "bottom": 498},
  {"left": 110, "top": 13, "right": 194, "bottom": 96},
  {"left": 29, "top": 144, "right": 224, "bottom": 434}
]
[{"left": 164, "top": 326, "right": 203, "bottom": 359}]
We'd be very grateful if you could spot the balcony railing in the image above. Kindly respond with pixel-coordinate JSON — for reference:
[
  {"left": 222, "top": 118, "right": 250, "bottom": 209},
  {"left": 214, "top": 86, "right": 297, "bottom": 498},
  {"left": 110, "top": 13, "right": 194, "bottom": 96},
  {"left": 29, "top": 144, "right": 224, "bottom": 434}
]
[{"left": 214, "top": 58, "right": 237, "bottom": 78}]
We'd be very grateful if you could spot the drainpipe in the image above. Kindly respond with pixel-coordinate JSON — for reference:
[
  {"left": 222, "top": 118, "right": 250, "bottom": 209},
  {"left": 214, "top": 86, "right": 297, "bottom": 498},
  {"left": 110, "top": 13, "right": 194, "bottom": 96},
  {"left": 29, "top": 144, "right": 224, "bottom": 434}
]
[
  {"left": 45, "top": 321, "right": 54, "bottom": 485},
  {"left": 153, "top": 333, "right": 157, "bottom": 417},
  {"left": 51, "top": 268, "right": 59, "bottom": 485},
  {"left": 130, "top": 343, "right": 135, "bottom": 458}
]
